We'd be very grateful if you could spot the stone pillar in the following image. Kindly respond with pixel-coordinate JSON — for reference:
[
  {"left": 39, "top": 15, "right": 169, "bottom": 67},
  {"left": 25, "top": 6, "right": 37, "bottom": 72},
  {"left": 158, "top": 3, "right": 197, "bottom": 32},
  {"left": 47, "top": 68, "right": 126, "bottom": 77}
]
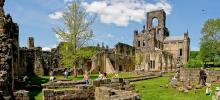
[
  {"left": 183, "top": 32, "right": 190, "bottom": 65},
  {"left": 28, "top": 37, "right": 34, "bottom": 49}
]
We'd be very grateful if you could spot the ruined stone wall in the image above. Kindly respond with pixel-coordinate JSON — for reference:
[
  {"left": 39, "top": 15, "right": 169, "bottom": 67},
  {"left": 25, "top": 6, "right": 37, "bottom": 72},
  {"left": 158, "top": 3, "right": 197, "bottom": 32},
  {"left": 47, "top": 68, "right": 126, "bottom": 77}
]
[
  {"left": 43, "top": 85, "right": 95, "bottom": 100},
  {"left": 133, "top": 9, "right": 190, "bottom": 72},
  {"left": 18, "top": 39, "right": 62, "bottom": 76},
  {"left": 138, "top": 50, "right": 175, "bottom": 72},
  {"left": 163, "top": 33, "right": 190, "bottom": 65},
  {"left": 91, "top": 43, "right": 135, "bottom": 73},
  {"left": 42, "top": 78, "right": 139, "bottom": 100},
  {"left": 0, "top": 0, "right": 19, "bottom": 97},
  {"left": 13, "top": 90, "right": 29, "bottom": 100},
  {"left": 19, "top": 48, "right": 35, "bottom": 76},
  {"left": 95, "top": 87, "right": 140, "bottom": 100},
  {"left": 180, "top": 68, "right": 220, "bottom": 83}
]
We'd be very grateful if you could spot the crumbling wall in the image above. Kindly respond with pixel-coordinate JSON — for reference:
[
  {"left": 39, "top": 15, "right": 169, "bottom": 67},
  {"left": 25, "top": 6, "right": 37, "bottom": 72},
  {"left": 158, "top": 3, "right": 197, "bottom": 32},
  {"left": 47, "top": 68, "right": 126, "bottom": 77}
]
[
  {"left": 43, "top": 85, "right": 95, "bottom": 100},
  {"left": 95, "top": 87, "right": 140, "bottom": 100},
  {"left": 18, "top": 41, "right": 61, "bottom": 76},
  {"left": 0, "top": 0, "right": 19, "bottom": 97},
  {"left": 42, "top": 78, "right": 140, "bottom": 100},
  {"left": 180, "top": 68, "right": 220, "bottom": 83},
  {"left": 91, "top": 43, "right": 135, "bottom": 73}
]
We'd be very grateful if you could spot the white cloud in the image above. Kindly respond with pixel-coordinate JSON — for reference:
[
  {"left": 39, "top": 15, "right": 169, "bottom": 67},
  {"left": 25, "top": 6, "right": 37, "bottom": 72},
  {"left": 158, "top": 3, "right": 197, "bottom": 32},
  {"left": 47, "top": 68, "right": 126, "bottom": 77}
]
[
  {"left": 82, "top": 0, "right": 172, "bottom": 26},
  {"left": 48, "top": 11, "right": 63, "bottom": 20},
  {"left": 42, "top": 47, "right": 51, "bottom": 51},
  {"left": 107, "top": 33, "right": 114, "bottom": 38}
]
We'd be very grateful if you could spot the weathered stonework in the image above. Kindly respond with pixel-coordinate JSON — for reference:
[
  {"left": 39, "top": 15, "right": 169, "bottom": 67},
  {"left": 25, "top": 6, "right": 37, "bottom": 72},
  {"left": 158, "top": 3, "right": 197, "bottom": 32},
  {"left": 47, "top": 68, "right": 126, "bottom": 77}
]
[
  {"left": 133, "top": 10, "right": 190, "bottom": 72},
  {"left": 43, "top": 85, "right": 95, "bottom": 100},
  {"left": 18, "top": 38, "right": 62, "bottom": 76},
  {"left": 13, "top": 90, "right": 29, "bottom": 100},
  {"left": 0, "top": 0, "right": 19, "bottom": 97},
  {"left": 95, "top": 87, "right": 140, "bottom": 100},
  {"left": 91, "top": 9, "right": 190, "bottom": 73},
  {"left": 180, "top": 68, "right": 220, "bottom": 83},
  {"left": 91, "top": 43, "right": 135, "bottom": 73},
  {"left": 42, "top": 78, "right": 140, "bottom": 100}
]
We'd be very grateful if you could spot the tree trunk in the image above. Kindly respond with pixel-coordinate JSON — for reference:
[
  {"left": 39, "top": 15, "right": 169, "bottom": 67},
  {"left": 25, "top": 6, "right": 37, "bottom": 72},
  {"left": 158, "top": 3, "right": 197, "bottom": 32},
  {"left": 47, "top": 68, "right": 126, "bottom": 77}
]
[{"left": 73, "top": 65, "right": 78, "bottom": 77}]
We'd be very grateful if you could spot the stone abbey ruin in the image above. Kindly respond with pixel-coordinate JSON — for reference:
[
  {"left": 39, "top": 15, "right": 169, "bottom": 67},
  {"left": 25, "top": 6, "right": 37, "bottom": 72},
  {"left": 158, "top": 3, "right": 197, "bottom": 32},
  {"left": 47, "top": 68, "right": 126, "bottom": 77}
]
[
  {"left": 91, "top": 10, "right": 190, "bottom": 73},
  {"left": 0, "top": 0, "right": 191, "bottom": 99}
]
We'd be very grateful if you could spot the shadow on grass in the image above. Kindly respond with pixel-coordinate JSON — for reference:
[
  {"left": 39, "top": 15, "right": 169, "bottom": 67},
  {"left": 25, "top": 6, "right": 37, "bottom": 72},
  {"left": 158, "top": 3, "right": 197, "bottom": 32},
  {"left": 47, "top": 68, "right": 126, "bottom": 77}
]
[
  {"left": 29, "top": 76, "right": 49, "bottom": 100},
  {"left": 29, "top": 76, "right": 49, "bottom": 85}
]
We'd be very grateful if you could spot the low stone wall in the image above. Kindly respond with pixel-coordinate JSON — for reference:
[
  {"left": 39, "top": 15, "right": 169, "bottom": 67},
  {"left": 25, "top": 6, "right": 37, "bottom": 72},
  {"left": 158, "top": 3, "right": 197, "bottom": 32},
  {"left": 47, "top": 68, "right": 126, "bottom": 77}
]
[
  {"left": 92, "top": 78, "right": 136, "bottom": 92},
  {"left": 95, "top": 87, "right": 140, "bottom": 100},
  {"left": 13, "top": 90, "right": 29, "bottom": 100},
  {"left": 42, "top": 81, "right": 85, "bottom": 89},
  {"left": 180, "top": 68, "right": 220, "bottom": 83},
  {"left": 42, "top": 78, "right": 139, "bottom": 100},
  {"left": 43, "top": 85, "right": 95, "bottom": 100}
]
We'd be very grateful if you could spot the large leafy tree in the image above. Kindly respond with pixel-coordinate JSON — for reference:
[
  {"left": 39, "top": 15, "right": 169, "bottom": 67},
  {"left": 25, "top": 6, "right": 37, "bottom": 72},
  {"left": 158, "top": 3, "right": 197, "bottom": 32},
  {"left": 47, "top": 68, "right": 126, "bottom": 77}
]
[
  {"left": 54, "top": 0, "right": 95, "bottom": 77},
  {"left": 198, "top": 18, "right": 220, "bottom": 66}
]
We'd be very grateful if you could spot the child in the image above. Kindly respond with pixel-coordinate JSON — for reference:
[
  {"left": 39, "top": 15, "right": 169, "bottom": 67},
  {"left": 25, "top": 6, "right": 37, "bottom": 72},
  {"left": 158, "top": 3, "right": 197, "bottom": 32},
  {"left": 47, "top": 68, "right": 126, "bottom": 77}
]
[
  {"left": 96, "top": 72, "right": 104, "bottom": 80},
  {"left": 64, "top": 68, "right": 69, "bottom": 79},
  {"left": 170, "top": 76, "right": 177, "bottom": 87},
  {"left": 83, "top": 71, "right": 90, "bottom": 86},
  {"left": 49, "top": 70, "right": 55, "bottom": 81},
  {"left": 205, "top": 83, "right": 211, "bottom": 96},
  {"left": 103, "top": 73, "right": 107, "bottom": 79}
]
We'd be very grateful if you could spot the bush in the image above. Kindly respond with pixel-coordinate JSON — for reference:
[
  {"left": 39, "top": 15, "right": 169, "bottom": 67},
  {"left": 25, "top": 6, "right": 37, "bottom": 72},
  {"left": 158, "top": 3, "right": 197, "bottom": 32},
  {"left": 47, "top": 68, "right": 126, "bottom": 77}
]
[{"left": 186, "top": 60, "right": 204, "bottom": 68}]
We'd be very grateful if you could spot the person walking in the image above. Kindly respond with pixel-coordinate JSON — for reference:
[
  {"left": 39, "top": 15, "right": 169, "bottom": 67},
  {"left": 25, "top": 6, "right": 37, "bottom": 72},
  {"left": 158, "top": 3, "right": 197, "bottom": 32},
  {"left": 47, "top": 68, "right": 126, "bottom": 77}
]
[
  {"left": 64, "top": 68, "right": 69, "bottom": 79},
  {"left": 199, "top": 67, "right": 207, "bottom": 86}
]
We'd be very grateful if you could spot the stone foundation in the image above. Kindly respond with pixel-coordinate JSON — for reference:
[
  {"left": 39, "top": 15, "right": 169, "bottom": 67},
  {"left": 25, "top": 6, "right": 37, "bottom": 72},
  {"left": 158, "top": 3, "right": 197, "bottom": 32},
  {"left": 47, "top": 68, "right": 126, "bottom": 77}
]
[
  {"left": 43, "top": 85, "right": 95, "bottom": 100},
  {"left": 95, "top": 87, "right": 140, "bottom": 100},
  {"left": 13, "top": 90, "right": 29, "bottom": 100},
  {"left": 42, "top": 81, "right": 85, "bottom": 89},
  {"left": 42, "top": 78, "right": 140, "bottom": 100}
]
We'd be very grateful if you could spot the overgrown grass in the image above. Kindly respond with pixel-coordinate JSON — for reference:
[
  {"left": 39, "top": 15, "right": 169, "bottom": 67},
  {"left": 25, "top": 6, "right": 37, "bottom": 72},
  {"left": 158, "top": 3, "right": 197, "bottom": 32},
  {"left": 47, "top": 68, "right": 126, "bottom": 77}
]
[{"left": 132, "top": 74, "right": 220, "bottom": 100}]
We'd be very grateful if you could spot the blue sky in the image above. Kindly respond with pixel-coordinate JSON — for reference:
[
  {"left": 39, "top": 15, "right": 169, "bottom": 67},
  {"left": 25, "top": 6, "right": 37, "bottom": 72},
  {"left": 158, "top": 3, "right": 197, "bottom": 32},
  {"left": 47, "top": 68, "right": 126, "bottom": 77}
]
[{"left": 4, "top": 0, "right": 220, "bottom": 51}]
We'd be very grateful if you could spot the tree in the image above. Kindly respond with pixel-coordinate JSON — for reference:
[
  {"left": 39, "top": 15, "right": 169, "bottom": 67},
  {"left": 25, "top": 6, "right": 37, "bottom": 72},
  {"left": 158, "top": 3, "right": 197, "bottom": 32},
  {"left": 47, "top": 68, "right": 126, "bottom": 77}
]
[
  {"left": 198, "top": 18, "right": 220, "bottom": 66},
  {"left": 54, "top": 0, "right": 95, "bottom": 77}
]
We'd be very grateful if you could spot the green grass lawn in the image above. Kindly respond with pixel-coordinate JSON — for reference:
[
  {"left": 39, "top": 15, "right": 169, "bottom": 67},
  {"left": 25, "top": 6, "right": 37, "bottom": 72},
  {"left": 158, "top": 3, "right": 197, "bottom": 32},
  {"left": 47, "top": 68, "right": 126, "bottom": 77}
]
[
  {"left": 209, "top": 67, "right": 220, "bottom": 71},
  {"left": 29, "top": 72, "right": 146, "bottom": 99},
  {"left": 132, "top": 75, "right": 219, "bottom": 100},
  {"left": 30, "top": 72, "right": 219, "bottom": 100}
]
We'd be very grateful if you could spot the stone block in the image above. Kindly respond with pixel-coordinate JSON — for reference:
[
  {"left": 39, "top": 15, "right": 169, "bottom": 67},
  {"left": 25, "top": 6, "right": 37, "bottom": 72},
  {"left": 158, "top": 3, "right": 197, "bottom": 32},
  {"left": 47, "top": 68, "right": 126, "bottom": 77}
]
[
  {"left": 111, "top": 78, "right": 123, "bottom": 83},
  {"left": 92, "top": 80, "right": 101, "bottom": 87}
]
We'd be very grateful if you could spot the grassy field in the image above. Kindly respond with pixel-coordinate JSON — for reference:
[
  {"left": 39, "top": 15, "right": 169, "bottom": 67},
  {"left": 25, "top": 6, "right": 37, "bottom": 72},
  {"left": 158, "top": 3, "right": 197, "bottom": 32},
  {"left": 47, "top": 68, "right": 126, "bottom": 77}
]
[
  {"left": 132, "top": 75, "right": 219, "bottom": 100},
  {"left": 29, "top": 72, "right": 219, "bottom": 100}
]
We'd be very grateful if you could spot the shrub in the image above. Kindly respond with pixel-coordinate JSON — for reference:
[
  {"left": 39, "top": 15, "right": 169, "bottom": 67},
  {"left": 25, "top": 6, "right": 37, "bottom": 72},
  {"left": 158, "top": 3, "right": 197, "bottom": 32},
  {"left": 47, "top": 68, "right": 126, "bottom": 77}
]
[{"left": 186, "top": 60, "right": 204, "bottom": 68}]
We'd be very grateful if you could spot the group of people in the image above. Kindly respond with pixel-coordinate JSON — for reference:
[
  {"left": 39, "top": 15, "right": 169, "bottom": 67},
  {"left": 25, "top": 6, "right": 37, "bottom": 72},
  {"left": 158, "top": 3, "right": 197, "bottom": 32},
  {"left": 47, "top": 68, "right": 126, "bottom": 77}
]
[
  {"left": 49, "top": 68, "right": 69, "bottom": 81},
  {"left": 205, "top": 83, "right": 220, "bottom": 100},
  {"left": 199, "top": 67, "right": 220, "bottom": 99}
]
